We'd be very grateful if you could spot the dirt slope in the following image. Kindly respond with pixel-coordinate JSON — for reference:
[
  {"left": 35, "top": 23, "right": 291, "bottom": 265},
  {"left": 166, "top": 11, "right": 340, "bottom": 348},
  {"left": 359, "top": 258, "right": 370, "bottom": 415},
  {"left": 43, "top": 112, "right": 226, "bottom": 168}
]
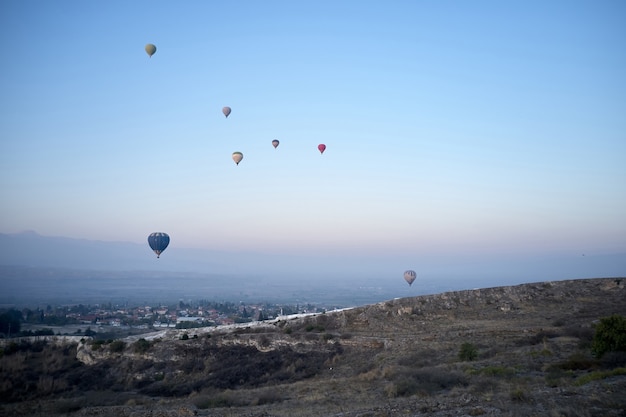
[{"left": 2, "top": 277, "right": 625, "bottom": 417}]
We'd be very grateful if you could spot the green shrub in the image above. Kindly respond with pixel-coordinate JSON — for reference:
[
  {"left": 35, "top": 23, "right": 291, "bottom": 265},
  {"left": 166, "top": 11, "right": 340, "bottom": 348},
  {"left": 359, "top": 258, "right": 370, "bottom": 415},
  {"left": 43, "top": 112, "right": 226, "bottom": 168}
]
[
  {"left": 109, "top": 340, "right": 126, "bottom": 353},
  {"left": 192, "top": 392, "right": 240, "bottom": 409},
  {"left": 544, "top": 367, "right": 572, "bottom": 388},
  {"left": 53, "top": 398, "right": 83, "bottom": 413},
  {"left": 529, "top": 348, "right": 553, "bottom": 358},
  {"left": 459, "top": 342, "right": 478, "bottom": 361},
  {"left": 386, "top": 367, "right": 468, "bottom": 397},
  {"left": 390, "top": 376, "right": 419, "bottom": 397},
  {"left": 574, "top": 367, "right": 626, "bottom": 386},
  {"left": 471, "top": 366, "right": 516, "bottom": 378},
  {"left": 524, "top": 329, "right": 559, "bottom": 346},
  {"left": 252, "top": 388, "right": 285, "bottom": 405},
  {"left": 591, "top": 315, "right": 626, "bottom": 358},
  {"left": 556, "top": 353, "right": 597, "bottom": 371},
  {"left": 305, "top": 324, "right": 323, "bottom": 332},
  {"left": 90, "top": 339, "right": 105, "bottom": 350},
  {"left": 133, "top": 338, "right": 151, "bottom": 354},
  {"left": 510, "top": 387, "right": 527, "bottom": 402}
]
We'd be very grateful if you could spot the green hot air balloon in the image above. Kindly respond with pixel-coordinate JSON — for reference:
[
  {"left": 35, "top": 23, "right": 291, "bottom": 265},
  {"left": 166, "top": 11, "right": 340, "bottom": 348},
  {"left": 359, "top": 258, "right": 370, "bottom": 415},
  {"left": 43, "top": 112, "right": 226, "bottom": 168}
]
[
  {"left": 145, "top": 43, "right": 157, "bottom": 58},
  {"left": 232, "top": 151, "right": 243, "bottom": 165}
]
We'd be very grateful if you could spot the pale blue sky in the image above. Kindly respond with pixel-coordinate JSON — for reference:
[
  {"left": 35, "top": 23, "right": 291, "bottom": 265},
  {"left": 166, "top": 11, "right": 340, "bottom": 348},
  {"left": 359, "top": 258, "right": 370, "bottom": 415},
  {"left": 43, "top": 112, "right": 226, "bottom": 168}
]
[{"left": 1, "top": 1, "right": 625, "bottom": 282}]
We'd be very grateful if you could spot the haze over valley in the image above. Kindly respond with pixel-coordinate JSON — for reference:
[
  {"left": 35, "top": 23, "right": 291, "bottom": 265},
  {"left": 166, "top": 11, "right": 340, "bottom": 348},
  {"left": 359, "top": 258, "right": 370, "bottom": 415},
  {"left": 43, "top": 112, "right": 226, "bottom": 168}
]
[{"left": 1, "top": 231, "right": 624, "bottom": 308}]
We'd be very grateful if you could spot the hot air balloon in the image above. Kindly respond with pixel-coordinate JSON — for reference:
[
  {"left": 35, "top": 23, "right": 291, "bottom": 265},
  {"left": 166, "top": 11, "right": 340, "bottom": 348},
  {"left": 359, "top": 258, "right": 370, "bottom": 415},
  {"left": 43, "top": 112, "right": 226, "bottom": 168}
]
[
  {"left": 318, "top": 144, "right": 326, "bottom": 154},
  {"left": 272, "top": 140, "right": 279, "bottom": 149},
  {"left": 232, "top": 151, "right": 243, "bottom": 165},
  {"left": 148, "top": 232, "right": 169, "bottom": 258},
  {"left": 222, "top": 107, "right": 232, "bottom": 118},
  {"left": 145, "top": 43, "right": 157, "bottom": 58},
  {"left": 404, "top": 270, "right": 417, "bottom": 286}
]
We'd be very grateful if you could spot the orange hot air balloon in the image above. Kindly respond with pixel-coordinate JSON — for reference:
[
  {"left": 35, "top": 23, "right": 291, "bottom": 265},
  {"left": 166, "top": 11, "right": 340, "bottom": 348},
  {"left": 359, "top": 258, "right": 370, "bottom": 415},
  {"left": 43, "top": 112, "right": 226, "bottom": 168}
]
[{"left": 318, "top": 144, "right": 326, "bottom": 154}]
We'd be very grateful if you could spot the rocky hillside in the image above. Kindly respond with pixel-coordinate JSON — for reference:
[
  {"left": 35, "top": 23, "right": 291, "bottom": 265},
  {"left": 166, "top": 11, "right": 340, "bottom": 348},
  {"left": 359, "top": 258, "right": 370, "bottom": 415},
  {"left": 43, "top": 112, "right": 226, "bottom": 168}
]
[{"left": 2, "top": 277, "right": 625, "bottom": 417}]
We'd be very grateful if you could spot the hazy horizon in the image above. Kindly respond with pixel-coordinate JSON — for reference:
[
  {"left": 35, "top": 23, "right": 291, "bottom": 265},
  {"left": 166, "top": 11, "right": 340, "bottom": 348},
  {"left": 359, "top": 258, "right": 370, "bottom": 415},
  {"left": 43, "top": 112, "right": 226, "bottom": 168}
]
[{"left": 1, "top": 230, "right": 624, "bottom": 307}]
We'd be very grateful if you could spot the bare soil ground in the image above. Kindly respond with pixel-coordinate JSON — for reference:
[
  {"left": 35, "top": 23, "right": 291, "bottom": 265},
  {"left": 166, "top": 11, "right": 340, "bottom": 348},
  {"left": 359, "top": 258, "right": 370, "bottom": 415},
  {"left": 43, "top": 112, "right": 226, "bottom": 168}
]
[{"left": 2, "top": 277, "right": 625, "bottom": 416}]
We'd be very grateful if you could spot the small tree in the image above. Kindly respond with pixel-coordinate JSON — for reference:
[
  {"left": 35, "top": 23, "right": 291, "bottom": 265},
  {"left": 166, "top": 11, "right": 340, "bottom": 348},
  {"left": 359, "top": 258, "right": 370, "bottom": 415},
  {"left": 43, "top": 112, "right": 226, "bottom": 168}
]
[
  {"left": 458, "top": 342, "right": 478, "bottom": 361},
  {"left": 109, "top": 340, "right": 126, "bottom": 353},
  {"left": 591, "top": 314, "right": 626, "bottom": 358},
  {"left": 133, "top": 338, "right": 151, "bottom": 354}
]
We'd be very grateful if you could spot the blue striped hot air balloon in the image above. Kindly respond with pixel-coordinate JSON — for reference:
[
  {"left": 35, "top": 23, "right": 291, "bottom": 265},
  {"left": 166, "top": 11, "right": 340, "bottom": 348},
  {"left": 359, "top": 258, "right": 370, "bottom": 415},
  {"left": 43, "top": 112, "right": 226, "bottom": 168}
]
[
  {"left": 404, "top": 270, "right": 417, "bottom": 286},
  {"left": 148, "top": 232, "right": 170, "bottom": 258}
]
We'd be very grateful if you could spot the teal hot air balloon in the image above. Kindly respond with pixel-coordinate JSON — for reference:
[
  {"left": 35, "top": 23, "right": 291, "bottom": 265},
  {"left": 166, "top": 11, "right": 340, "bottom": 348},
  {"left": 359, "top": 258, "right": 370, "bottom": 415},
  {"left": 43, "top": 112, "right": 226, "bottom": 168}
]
[
  {"left": 148, "top": 232, "right": 169, "bottom": 258},
  {"left": 145, "top": 43, "right": 157, "bottom": 58},
  {"left": 404, "top": 270, "right": 417, "bottom": 286}
]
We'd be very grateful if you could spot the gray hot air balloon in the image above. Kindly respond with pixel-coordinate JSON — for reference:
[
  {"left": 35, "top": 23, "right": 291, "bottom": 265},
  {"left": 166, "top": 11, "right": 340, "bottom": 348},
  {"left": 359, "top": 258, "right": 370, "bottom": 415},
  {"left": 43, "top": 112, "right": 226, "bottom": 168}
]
[
  {"left": 403, "top": 270, "right": 417, "bottom": 286},
  {"left": 232, "top": 151, "right": 243, "bottom": 165},
  {"left": 222, "top": 106, "right": 232, "bottom": 118},
  {"left": 145, "top": 43, "right": 157, "bottom": 58},
  {"left": 272, "top": 140, "right": 279, "bottom": 149},
  {"left": 148, "top": 232, "right": 169, "bottom": 258}
]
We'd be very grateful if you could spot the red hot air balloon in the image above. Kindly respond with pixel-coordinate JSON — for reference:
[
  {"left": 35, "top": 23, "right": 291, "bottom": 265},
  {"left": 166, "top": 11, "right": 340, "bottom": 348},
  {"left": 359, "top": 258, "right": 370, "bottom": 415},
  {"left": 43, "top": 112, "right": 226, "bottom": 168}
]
[{"left": 318, "top": 144, "right": 326, "bottom": 154}]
